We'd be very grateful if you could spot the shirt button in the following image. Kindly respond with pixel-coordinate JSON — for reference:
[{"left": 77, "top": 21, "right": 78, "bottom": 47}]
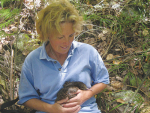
[
  {"left": 54, "top": 61, "right": 57, "bottom": 64},
  {"left": 58, "top": 68, "right": 61, "bottom": 71}
]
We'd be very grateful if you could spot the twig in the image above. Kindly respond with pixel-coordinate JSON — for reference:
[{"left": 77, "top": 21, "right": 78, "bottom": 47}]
[
  {"left": 104, "top": 50, "right": 150, "bottom": 62},
  {"left": 97, "top": 0, "right": 105, "bottom": 5},
  {"left": 10, "top": 45, "right": 14, "bottom": 101},
  {"left": 75, "top": 29, "right": 99, "bottom": 41},
  {"left": 102, "top": 34, "right": 114, "bottom": 59}
]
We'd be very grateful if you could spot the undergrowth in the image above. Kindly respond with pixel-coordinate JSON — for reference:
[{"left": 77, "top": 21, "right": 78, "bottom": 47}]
[{"left": 0, "top": 0, "right": 150, "bottom": 113}]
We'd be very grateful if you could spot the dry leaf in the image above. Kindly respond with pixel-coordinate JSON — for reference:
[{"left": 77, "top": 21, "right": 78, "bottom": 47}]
[
  {"left": 115, "top": 49, "right": 121, "bottom": 51},
  {"left": 106, "top": 54, "right": 114, "bottom": 60},
  {"left": 111, "top": 80, "right": 124, "bottom": 89},
  {"left": 98, "top": 33, "right": 104, "bottom": 40},
  {"left": 140, "top": 106, "right": 150, "bottom": 113},
  {"left": 139, "top": 61, "right": 142, "bottom": 70},
  {"left": 0, "top": 98, "right": 4, "bottom": 105},
  {"left": 11, "top": 26, "right": 18, "bottom": 32},
  {"left": 24, "top": 0, "right": 41, "bottom": 9},
  {"left": 113, "top": 60, "right": 121, "bottom": 65},
  {"left": 89, "top": 38, "right": 95, "bottom": 43},
  {"left": 103, "top": 2, "right": 109, "bottom": 7},
  {"left": 101, "top": 36, "right": 106, "bottom": 41},
  {"left": 116, "top": 99, "right": 126, "bottom": 104},
  {"left": 84, "top": 39, "right": 89, "bottom": 44},
  {"left": 129, "top": 60, "right": 135, "bottom": 67},
  {"left": 122, "top": 70, "right": 127, "bottom": 76},
  {"left": 22, "top": 50, "right": 29, "bottom": 56},
  {"left": 2, "top": 27, "right": 10, "bottom": 34},
  {"left": 112, "top": 3, "right": 120, "bottom": 9},
  {"left": 145, "top": 52, "right": 150, "bottom": 62},
  {"left": 103, "top": 29, "right": 109, "bottom": 34},
  {"left": 142, "top": 29, "right": 149, "bottom": 36},
  {"left": 116, "top": 76, "right": 123, "bottom": 81},
  {"left": 86, "top": 24, "right": 93, "bottom": 30},
  {"left": 125, "top": 48, "right": 135, "bottom": 53},
  {"left": 106, "top": 85, "right": 117, "bottom": 91},
  {"left": 130, "top": 69, "right": 138, "bottom": 75}
]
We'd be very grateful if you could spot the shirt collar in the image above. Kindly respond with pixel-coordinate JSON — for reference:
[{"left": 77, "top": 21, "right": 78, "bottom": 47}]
[
  {"left": 39, "top": 40, "right": 78, "bottom": 61},
  {"left": 68, "top": 40, "right": 77, "bottom": 56},
  {"left": 39, "top": 41, "right": 53, "bottom": 61}
]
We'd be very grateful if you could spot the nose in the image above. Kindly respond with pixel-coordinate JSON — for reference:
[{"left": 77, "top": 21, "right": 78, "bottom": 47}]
[{"left": 63, "top": 37, "right": 70, "bottom": 45}]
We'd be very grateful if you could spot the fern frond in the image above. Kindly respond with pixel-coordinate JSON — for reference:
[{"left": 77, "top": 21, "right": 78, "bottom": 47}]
[
  {"left": 0, "top": 9, "right": 12, "bottom": 20},
  {"left": 0, "top": 8, "right": 20, "bottom": 29},
  {"left": 0, "top": 8, "right": 20, "bottom": 21},
  {"left": 0, "top": 19, "right": 15, "bottom": 29}
]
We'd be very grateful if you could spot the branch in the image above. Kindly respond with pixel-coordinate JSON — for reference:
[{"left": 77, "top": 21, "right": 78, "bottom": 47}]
[
  {"left": 10, "top": 45, "right": 14, "bottom": 101},
  {"left": 102, "top": 34, "right": 114, "bottom": 59},
  {"left": 104, "top": 50, "right": 150, "bottom": 62}
]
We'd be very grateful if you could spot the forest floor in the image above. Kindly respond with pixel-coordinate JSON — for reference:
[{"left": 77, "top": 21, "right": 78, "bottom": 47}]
[{"left": 0, "top": 0, "right": 150, "bottom": 113}]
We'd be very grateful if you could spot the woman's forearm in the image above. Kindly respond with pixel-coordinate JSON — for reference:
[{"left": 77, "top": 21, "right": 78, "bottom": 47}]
[
  {"left": 90, "top": 83, "right": 107, "bottom": 96},
  {"left": 84, "top": 83, "right": 107, "bottom": 101},
  {"left": 24, "top": 98, "right": 81, "bottom": 113},
  {"left": 24, "top": 98, "right": 52, "bottom": 113}
]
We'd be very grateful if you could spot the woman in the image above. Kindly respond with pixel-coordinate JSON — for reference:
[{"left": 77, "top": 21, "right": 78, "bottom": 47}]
[{"left": 18, "top": 0, "right": 109, "bottom": 113}]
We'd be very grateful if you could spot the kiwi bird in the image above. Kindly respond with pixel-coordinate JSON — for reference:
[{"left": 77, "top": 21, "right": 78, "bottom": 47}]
[{"left": 55, "top": 81, "right": 88, "bottom": 102}]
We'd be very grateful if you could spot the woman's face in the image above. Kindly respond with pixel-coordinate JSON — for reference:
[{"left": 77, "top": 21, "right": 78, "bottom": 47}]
[{"left": 48, "top": 22, "right": 75, "bottom": 55}]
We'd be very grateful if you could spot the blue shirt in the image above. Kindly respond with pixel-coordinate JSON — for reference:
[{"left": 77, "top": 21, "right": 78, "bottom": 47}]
[{"left": 18, "top": 41, "right": 109, "bottom": 113}]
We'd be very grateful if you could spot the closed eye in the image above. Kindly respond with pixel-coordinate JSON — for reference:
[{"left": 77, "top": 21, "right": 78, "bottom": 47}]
[
  {"left": 57, "top": 36, "right": 64, "bottom": 39},
  {"left": 69, "top": 33, "right": 75, "bottom": 37}
]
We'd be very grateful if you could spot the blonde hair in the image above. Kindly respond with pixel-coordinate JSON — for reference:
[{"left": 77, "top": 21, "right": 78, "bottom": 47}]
[{"left": 36, "top": 0, "right": 83, "bottom": 41}]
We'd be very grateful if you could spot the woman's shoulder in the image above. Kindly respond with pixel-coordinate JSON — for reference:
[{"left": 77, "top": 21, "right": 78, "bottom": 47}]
[
  {"left": 73, "top": 41, "right": 100, "bottom": 60},
  {"left": 25, "top": 46, "right": 42, "bottom": 62},
  {"left": 74, "top": 41, "right": 97, "bottom": 52}
]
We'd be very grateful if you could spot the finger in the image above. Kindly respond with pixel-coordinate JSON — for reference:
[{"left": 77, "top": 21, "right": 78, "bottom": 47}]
[
  {"left": 63, "top": 105, "right": 81, "bottom": 113},
  {"left": 73, "top": 105, "right": 81, "bottom": 113},
  {"left": 63, "top": 101, "right": 78, "bottom": 108},
  {"left": 56, "top": 97, "right": 69, "bottom": 104}
]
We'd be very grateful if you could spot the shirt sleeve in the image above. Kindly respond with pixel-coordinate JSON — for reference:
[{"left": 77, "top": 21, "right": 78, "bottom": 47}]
[
  {"left": 90, "top": 49, "right": 110, "bottom": 85},
  {"left": 18, "top": 59, "right": 40, "bottom": 105}
]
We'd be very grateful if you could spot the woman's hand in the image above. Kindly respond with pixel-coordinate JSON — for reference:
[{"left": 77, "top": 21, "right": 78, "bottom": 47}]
[
  {"left": 63, "top": 83, "right": 107, "bottom": 108},
  {"left": 63, "top": 89, "right": 92, "bottom": 107},
  {"left": 51, "top": 98, "right": 81, "bottom": 113}
]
